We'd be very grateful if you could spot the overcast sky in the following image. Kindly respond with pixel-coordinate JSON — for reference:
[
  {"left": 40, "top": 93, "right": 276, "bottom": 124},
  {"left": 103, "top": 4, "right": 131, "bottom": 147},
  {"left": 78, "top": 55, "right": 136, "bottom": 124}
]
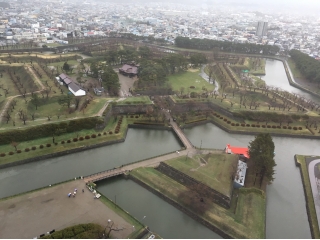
[{"left": 100, "top": 0, "right": 320, "bottom": 15}]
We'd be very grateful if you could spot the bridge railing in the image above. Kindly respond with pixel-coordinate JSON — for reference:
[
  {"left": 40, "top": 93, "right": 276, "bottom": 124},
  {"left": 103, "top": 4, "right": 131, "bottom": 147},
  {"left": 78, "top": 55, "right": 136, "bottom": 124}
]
[{"left": 87, "top": 171, "right": 126, "bottom": 183}]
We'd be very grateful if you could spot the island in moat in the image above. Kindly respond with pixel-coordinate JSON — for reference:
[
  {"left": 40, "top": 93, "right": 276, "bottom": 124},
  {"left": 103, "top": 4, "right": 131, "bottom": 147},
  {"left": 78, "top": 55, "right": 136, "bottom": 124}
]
[{"left": 0, "top": 38, "right": 319, "bottom": 239}]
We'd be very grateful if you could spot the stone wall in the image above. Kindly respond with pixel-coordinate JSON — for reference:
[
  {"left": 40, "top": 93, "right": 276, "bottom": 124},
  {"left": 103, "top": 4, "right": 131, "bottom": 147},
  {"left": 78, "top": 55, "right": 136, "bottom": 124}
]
[
  {"left": 128, "top": 174, "right": 237, "bottom": 239},
  {"left": 156, "top": 162, "right": 232, "bottom": 209}
]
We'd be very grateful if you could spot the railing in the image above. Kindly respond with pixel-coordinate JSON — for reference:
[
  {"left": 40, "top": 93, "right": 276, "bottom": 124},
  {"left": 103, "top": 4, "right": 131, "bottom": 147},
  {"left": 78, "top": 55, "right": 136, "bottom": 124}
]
[{"left": 86, "top": 171, "right": 126, "bottom": 183}]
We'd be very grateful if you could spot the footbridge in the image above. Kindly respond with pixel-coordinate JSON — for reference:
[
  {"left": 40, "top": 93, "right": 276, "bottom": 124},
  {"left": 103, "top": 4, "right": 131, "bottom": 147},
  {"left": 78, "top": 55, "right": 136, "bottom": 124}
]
[{"left": 84, "top": 149, "right": 193, "bottom": 183}]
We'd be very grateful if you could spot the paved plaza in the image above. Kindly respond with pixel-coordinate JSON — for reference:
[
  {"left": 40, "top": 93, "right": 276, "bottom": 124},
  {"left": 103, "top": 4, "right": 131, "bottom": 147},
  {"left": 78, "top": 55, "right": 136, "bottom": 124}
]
[{"left": 0, "top": 180, "right": 132, "bottom": 239}]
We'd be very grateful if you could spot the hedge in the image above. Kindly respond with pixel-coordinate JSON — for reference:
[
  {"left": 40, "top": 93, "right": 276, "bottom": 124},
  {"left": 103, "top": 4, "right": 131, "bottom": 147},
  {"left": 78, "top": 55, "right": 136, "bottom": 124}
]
[{"left": 0, "top": 117, "right": 103, "bottom": 145}]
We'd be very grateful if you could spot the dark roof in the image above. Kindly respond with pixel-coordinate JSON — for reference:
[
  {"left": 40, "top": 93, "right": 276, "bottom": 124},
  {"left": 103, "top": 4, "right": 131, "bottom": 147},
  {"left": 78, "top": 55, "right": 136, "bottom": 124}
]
[
  {"left": 119, "top": 64, "right": 138, "bottom": 74},
  {"left": 68, "top": 82, "right": 81, "bottom": 92},
  {"left": 59, "top": 73, "right": 72, "bottom": 85}
]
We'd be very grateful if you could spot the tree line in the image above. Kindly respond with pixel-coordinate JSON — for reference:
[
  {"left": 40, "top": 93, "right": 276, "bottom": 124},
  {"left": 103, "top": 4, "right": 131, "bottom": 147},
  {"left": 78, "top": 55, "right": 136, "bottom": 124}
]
[
  {"left": 175, "top": 36, "right": 279, "bottom": 55},
  {"left": 289, "top": 49, "right": 320, "bottom": 84}
]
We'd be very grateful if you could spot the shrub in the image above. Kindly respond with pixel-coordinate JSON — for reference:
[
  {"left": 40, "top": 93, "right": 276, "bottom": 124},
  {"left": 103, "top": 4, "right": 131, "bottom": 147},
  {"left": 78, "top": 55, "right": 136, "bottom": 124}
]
[
  {"left": 67, "top": 140, "right": 71, "bottom": 143},
  {"left": 98, "top": 133, "right": 101, "bottom": 136},
  {"left": 17, "top": 150, "right": 21, "bottom": 153},
  {"left": 241, "top": 124, "right": 245, "bottom": 127},
  {"left": 190, "top": 86, "right": 195, "bottom": 89},
  {"left": 109, "top": 131, "right": 113, "bottom": 134},
  {"left": 135, "top": 116, "right": 139, "bottom": 118},
  {"left": 251, "top": 124, "right": 255, "bottom": 127},
  {"left": 236, "top": 123, "right": 239, "bottom": 126},
  {"left": 73, "top": 138, "right": 78, "bottom": 142},
  {"left": 216, "top": 114, "right": 220, "bottom": 117},
  {"left": 130, "top": 115, "right": 134, "bottom": 118},
  {"left": 293, "top": 127, "right": 298, "bottom": 130},
  {"left": 283, "top": 126, "right": 287, "bottom": 129},
  {"left": 288, "top": 126, "right": 292, "bottom": 129},
  {"left": 298, "top": 127, "right": 302, "bottom": 130},
  {"left": 231, "top": 123, "right": 235, "bottom": 126},
  {"left": 277, "top": 126, "right": 281, "bottom": 129},
  {"left": 85, "top": 135, "right": 90, "bottom": 139},
  {"left": 91, "top": 134, "right": 96, "bottom": 138},
  {"left": 246, "top": 124, "right": 250, "bottom": 127},
  {"left": 25, "top": 148, "right": 30, "bottom": 152},
  {"left": 224, "top": 118, "right": 227, "bottom": 121},
  {"left": 79, "top": 137, "right": 84, "bottom": 141},
  {"left": 272, "top": 125, "right": 276, "bottom": 128},
  {"left": 262, "top": 125, "right": 266, "bottom": 128},
  {"left": 31, "top": 146, "right": 36, "bottom": 150},
  {"left": 46, "top": 143, "right": 51, "bottom": 147},
  {"left": 103, "top": 132, "right": 107, "bottom": 135},
  {"left": 256, "top": 124, "right": 260, "bottom": 127},
  {"left": 9, "top": 151, "right": 14, "bottom": 155},
  {"left": 220, "top": 117, "right": 223, "bottom": 119},
  {"left": 0, "top": 153, "right": 5, "bottom": 157},
  {"left": 61, "top": 140, "right": 65, "bottom": 144},
  {"left": 267, "top": 125, "right": 271, "bottom": 128},
  {"left": 227, "top": 121, "right": 231, "bottom": 124},
  {"left": 55, "top": 142, "right": 58, "bottom": 146},
  {"left": 115, "top": 130, "right": 119, "bottom": 134}
]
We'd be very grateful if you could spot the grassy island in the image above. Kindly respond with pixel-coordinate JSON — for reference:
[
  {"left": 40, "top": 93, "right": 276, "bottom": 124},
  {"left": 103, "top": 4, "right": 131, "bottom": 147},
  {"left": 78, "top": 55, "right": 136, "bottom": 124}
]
[{"left": 130, "top": 152, "right": 266, "bottom": 239}]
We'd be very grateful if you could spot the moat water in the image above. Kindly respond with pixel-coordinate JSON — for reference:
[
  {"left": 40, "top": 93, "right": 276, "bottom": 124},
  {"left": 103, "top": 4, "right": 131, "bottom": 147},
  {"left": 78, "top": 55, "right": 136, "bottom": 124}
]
[{"left": 0, "top": 58, "right": 319, "bottom": 238}]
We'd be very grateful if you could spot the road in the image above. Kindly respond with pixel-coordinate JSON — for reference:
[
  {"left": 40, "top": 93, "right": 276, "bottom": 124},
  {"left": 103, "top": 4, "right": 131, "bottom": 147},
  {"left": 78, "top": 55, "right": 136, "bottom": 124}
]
[{"left": 308, "top": 158, "right": 320, "bottom": 230}]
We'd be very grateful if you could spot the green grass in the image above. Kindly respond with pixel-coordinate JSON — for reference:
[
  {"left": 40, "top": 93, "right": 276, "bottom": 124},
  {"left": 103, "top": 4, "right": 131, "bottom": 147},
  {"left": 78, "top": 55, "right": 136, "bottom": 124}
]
[
  {"left": 130, "top": 167, "right": 265, "bottom": 238},
  {"left": 166, "top": 153, "right": 238, "bottom": 196},
  {"left": 168, "top": 70, "right": 215, "bottom": 93},
  {"left": 0, "top": 96, "right": 109, "bottom": 130},
  {"left": 117, "top": 96, "right": 152, "bottom": 105},
  {"left": 0, "top": 118, "right": 126, "bottom": 166},
  {"left": 296, "top": 155, "right": 320, "bottom": 239}
]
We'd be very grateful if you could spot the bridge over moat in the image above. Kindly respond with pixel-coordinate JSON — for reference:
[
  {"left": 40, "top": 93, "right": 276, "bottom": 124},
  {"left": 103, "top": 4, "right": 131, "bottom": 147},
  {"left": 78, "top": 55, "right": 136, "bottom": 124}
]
[{"left": 84, "top": 117, "right": 195, "bottom": 183}]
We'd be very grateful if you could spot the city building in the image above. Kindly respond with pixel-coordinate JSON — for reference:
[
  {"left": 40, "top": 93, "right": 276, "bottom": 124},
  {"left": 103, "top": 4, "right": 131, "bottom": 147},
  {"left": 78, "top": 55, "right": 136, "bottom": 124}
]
[{"left": 256, "top": 21, "right": 268, "bottom": 37}]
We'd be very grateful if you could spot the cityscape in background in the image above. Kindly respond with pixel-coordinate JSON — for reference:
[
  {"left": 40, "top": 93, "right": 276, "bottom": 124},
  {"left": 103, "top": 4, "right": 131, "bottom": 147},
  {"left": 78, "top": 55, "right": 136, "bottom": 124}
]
[{"left": 0, "top": 0, "right": 320, "bottom": 58}]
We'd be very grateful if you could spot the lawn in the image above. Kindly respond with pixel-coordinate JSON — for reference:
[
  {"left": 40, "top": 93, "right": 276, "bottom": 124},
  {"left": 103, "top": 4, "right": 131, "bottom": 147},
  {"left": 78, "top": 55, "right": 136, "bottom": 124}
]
[
  {"left": 130, "top": 167, "right": 265, "bottom": 239},
  {"left": 168, "top": 69, "right": 215, "bottom": 93},
  {"left": 117, "top": 96, "right": 152, "bottom": 105},
  {"left": 166, "top": 153, "right": 238, "bottom": 197}
]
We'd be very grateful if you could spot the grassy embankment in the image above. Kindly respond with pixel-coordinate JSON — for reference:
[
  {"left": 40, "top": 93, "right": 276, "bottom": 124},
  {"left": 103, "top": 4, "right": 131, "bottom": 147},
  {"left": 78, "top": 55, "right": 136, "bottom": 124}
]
[
  {"left": 0, "top": 108, "right": 172, "bottom": 166},
  {"left": 130, "top": 166, "right": 265, "bottom": 239},
  {"left": 295, "top": 155, "right": 320, "bottom": 239},
  {"left": 170, "top": 95, "right": 319, "bottom": 137},
  {"left": 0, "top": 114, "right": 128, "bottom": 166},
  {"left": 167, "top": 69, "right": 215, "bottom": 94},
  {"left": 165, "top": 153, "right": 237, "bottom": 197}
]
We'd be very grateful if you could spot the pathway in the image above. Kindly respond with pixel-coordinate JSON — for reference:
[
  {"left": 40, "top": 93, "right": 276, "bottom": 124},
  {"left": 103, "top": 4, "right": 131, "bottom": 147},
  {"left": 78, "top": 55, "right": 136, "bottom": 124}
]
[
  {"left": 0, "top": 66, "right": 46, "bottom": 124},
  {"left": 308, "top": 158, "right": 320, "bottom": 230},
  {"left": 84, "top": 149, "right": 196, "bottom": 183},
  {"left": 200, "top": 64, "right": 219, "bottom": 91}
]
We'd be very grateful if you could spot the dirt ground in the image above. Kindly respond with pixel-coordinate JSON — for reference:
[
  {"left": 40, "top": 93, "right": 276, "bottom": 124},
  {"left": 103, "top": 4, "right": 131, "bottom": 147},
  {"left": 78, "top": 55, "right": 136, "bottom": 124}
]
[
  {"left": 0, "top": 180, "right": 133, "bottom": 239},
  {"left": 117, "top": 73, "right": 137, "bottom": 97}
]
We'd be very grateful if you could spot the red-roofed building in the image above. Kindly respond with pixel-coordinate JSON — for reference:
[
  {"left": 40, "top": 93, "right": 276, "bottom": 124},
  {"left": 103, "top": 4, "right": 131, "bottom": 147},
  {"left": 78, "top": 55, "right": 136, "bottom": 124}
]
[{"left": 225, "top": 144, "right": 249, "bottom": 159}]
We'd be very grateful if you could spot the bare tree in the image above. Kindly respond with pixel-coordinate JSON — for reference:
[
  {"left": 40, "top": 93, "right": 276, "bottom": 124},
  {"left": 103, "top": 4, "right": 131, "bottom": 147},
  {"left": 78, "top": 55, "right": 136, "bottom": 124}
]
[{"left": 11, "top": 141, "right": 19, "bottom": 151}]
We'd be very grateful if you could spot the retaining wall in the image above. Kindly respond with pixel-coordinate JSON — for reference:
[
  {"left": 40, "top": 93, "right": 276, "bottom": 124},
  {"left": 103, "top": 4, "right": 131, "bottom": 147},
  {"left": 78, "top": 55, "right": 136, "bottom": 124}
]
[
  {"left": 128, "top": 174, "right": 235, "bottom": 239},
  {"left": 156, "top": 162, "right": 231, "bottom": 208}
]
